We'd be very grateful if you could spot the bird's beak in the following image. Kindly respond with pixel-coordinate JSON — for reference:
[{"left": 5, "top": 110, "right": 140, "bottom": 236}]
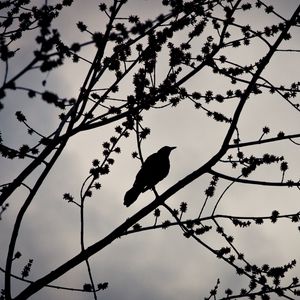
[{"left": 170, "top": 146, "right": 176, "bottom": 151}]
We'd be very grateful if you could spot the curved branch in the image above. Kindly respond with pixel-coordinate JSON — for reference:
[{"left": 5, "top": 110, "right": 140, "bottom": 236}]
[
  {"left": 0, "top": 267, "right": 96, "bottom": 293},
  {"left": 209, "top": 169, "right": 299, "bottom": 187},
  {"left": 4, "top": 141, "right": 68, "bottom": 300},
  {"left": 228, "top": 133, "right": 300, "bottom": 148},
  {"left": 122, "top": 210, "right": 300, "bottom": 235}
]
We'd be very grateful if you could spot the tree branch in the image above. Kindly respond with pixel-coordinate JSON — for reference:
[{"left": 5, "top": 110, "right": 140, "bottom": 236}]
[
  {"left": 228, "top": 133, "right": 300, "bottom": 148},
  {"left": 209, "top": 169, "right": 299, "bottom": 187}
]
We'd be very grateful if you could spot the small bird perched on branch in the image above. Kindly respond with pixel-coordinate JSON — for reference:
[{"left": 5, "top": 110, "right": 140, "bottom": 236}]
[{"left": 124, "top": 146, "right": 176, "bottom": 207}]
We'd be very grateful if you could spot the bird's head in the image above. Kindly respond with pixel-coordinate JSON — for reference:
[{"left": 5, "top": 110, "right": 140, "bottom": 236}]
[{"left": 159, "top": 146, "right": 176, "bottom": 156}]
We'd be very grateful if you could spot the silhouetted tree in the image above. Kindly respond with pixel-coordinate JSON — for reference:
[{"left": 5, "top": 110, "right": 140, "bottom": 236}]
[{"left": 1, "top": 0, "right": 300, "bottom": 299}]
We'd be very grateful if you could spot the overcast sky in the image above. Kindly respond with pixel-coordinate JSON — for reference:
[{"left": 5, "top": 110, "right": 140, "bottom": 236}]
[{"left": 1, "top": 1, "right": 300, "bottom": 299}]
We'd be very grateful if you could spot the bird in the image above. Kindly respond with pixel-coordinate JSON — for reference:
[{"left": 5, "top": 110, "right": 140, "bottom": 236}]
[{"left": 124, "top": 146, "right": 176, "bottom": 207}]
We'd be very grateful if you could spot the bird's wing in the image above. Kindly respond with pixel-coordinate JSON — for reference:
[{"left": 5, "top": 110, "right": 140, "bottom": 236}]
[{"left": 133, "top": 152, "right": 158, "bottom": 189}]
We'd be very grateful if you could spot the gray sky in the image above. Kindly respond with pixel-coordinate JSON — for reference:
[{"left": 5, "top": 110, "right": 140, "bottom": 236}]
[{"left": 1, "top": 1, "right": 300, "bottom": 299}]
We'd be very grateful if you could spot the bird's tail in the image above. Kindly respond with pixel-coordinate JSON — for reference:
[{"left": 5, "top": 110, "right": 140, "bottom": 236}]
[{"left": 124, "top": 186, "right": 141, "bottom": 207}]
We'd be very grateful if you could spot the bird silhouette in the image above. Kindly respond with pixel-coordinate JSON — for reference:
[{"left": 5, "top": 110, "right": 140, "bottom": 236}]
[{"left": 124, "top": 146, "right": 176, "bottom": 207}]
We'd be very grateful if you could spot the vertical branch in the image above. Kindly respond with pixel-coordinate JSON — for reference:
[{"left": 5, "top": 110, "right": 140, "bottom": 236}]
[
  {"left": 73, "top": 0, "right": 124, "bottom": 123},
  {"left": 134, "top": 69, "right": 147, "bottom": 163},
  {"left": 220, "top": 5, "right": 300, "bottom": 151},
  {"left": 80, "top": 197, "right": 97, "bottom": 300},
  {"left": 4, "top": 140, "right": 68, "bottom": 300}
]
